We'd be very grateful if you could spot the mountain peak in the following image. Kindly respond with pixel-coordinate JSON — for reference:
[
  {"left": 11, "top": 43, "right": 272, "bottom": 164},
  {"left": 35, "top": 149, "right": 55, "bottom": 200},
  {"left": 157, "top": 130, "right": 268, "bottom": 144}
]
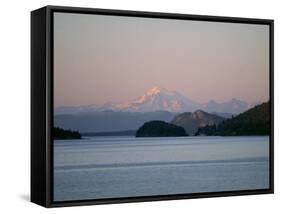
[
  {"left": 230, "top": 98, "right": 241, "bottom": 102},
  {"left": 128, "top": 87, "right": 201, "bottom": 112},
  {"left": 194, "top": 109, "right": 206, "bottom": 114},
  {"left": 171, "top": 110, "right": 225, "bottom": 135},
  {"left": 146, "top": 86, "right": 163, "bottom": 96},
  {"left": 206, "top": 98, "right": 249, "bottom": 114}
]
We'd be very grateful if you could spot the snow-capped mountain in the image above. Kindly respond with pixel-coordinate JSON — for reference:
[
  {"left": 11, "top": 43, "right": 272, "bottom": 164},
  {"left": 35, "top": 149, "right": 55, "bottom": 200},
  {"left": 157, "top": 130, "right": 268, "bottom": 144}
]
[
  {"left": 110, "top": 86, "right": 202, "bottom": 112},
  {"left": 55, "top": 87, "right": 202, "bottom": 114}
]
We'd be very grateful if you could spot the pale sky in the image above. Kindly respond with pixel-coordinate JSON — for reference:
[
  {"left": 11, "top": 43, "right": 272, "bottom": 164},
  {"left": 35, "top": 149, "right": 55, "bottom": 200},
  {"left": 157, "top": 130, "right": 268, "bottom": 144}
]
[{"left": 54, "top": 12, "right": 270, "bottom": 107}]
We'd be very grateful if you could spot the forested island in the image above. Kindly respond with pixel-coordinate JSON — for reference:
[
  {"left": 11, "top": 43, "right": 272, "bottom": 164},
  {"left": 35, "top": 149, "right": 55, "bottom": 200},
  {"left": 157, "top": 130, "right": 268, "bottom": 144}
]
[
  {"left": 54, "top": 127, "right": 82, "bottom": 140},
  {"left": 136, "top": 121, "right": 187, "bottom": 137}
]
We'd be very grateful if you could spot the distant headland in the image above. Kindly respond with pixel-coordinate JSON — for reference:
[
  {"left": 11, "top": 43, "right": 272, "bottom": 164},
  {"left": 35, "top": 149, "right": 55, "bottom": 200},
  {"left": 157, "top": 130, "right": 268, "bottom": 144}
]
[{"left": 54, "top": 127, "right": 81, "bottom": 140}]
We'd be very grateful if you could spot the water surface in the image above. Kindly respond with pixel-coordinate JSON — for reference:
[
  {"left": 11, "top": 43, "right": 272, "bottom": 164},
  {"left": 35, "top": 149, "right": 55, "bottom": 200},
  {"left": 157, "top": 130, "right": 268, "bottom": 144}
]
[{"left": 54, "top": 136, "right": 269, "bottom": 201}]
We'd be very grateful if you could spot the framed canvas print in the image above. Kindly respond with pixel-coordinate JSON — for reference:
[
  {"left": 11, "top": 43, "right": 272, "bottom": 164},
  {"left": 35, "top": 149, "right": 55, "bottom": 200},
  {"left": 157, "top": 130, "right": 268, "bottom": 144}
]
[{"left": 31, "top": 6, "right": 274, "bottom": 207}]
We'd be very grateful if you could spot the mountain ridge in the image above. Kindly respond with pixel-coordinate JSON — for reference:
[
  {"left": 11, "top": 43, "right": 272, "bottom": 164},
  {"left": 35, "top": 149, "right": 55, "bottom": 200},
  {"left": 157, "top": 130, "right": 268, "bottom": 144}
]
[
  {"left": 55, "top": 87, "right": 201, "bottom": 114},
  {"left": 54, "top": 110, "right": 176, "bottom": 133},
  {"left": 55, "top": 86, "right": 264, "bottom": 115},
  {"left": 171, "top": 110, "right": 225, "bottom": 135},
  {"left": 196, "top": 102, "right": 270, "bottom": 136}
]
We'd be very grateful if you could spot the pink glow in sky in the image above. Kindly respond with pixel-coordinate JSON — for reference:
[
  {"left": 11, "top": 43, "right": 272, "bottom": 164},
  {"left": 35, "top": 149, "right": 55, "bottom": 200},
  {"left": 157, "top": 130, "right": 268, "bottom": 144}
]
[{"left": 54, "top": 12, "right": 269, "bottom": 107}]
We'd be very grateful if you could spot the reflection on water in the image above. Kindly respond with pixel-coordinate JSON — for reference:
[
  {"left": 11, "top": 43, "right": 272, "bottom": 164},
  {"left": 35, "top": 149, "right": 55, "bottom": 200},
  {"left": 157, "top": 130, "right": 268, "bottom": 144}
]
[{"left": 54, "top": 136, "right": 269, "bottom": 201}]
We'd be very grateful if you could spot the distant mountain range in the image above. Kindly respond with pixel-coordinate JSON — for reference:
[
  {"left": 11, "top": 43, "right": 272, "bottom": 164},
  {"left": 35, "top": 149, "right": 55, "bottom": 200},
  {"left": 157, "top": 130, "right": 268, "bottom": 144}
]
[
  {"left": 54, "top": 109, "right": 227, "bottom": 135},
  {"left": 55, "top": 87, "right": 201, "bottom": 114},
  {"left": 54, "top": 111, "right": 175, "bottom": 133},
  {"left": 54, "top": 87, "right": 267, "bottom": 134},
  {"left": 206, "top": 99, "right": 258, "bottom": 115},
  {"left": 171, "top": 110, "right": 225, "bottom": 135},
  {"left": 196, "top": 102, "right": 270, "bottom": 136},
  {"left": 55, "top": 86, "right": 261, "bottom": 115}
]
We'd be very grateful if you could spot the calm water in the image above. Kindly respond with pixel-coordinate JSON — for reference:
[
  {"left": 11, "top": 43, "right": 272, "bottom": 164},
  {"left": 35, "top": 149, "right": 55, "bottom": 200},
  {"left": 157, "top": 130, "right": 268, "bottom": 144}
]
[{"left": 54, "top": 136, "right": 269, "bottom": 201}]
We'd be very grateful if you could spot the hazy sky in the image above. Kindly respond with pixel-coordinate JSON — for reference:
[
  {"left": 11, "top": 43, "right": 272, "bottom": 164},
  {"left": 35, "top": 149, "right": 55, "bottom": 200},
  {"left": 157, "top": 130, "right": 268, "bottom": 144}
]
[{"left": 54, "top": 12, "right": 269, "bottom": 107}]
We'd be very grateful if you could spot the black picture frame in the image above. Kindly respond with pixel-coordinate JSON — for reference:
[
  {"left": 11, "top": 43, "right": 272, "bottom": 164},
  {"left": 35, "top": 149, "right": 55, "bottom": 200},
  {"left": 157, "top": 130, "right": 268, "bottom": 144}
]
[{"left": 31, "top": 5, "right": 274, "bottom": 208}]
